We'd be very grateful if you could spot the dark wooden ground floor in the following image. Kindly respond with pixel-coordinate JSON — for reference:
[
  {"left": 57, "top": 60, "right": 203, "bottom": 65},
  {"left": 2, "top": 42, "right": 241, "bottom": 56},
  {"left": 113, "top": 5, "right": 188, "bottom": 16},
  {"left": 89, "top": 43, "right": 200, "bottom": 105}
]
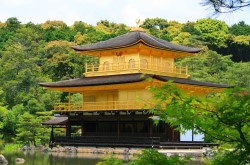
[
  {"left": 65, "top": 112, "right": 179, "bottom": 142},
  {"left": 47, "top": 112, "right": 180, "bottom": 147},
  {"left": 45, "top": 112, "right": 217, "bottom": 148}
]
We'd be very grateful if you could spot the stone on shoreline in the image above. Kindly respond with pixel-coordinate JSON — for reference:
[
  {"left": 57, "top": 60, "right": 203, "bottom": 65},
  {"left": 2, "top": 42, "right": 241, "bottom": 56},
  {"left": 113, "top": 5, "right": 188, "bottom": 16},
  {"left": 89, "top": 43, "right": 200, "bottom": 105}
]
[
  {"left": 77, "top": 147, "right": 97, "bottom": 153},
  {"left": 15, "top": 158, "right": 25, "bottom": 164},
  {"left": 43, "top": 146, "right": 205, "bottom": 158},
  {"left": 0, "top": 154, "right": 8, "bottom": 164}
]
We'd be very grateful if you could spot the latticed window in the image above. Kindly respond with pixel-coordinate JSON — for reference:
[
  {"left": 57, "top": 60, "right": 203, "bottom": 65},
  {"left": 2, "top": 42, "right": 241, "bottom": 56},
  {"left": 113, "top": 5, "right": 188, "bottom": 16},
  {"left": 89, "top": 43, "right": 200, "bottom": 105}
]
[
  {"left": 113, "top": 56, "right": 125, "bottom": 63},
  {"left": 84, "top": 95, "right": 96, "bottom": 102},
  {"left": 113, "top": 56, "right": 125, "bottom": 70},
  {"left": 103, "top": 61, "right": 110, "bottom": 71},
  {"left": 140, "top": 59, "right": 148, "bottom": 69},
  {"left": 152, "top": 56, "right": 161, "bottom": 70},
  {"left": 128, "top": 59, "right": 135, "bottom": 69},
  {"left": 163, "top": 62, "right": 170, "bottom": 72}
]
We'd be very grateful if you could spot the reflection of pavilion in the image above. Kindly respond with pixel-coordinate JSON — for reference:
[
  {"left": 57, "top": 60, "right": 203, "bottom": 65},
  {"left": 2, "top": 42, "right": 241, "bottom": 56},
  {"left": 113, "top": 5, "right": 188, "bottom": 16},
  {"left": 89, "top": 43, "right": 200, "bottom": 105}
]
[{"left": 41, "top": 28, "right": 229, "bottom": 148}]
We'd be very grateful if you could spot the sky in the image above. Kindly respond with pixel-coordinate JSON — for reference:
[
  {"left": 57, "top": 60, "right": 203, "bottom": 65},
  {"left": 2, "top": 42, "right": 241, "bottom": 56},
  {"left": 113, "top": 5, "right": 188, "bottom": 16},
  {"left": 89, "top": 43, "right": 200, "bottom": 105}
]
[{"left": 0, "top": 0, "right": 249, "bottom": 26}]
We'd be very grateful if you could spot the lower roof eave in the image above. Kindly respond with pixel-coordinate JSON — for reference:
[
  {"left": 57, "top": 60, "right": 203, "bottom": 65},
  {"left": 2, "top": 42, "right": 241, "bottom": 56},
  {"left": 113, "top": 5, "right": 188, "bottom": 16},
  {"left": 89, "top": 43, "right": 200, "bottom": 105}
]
[{"left": 39, "top": 73, "right": 231, "bottom": 92}]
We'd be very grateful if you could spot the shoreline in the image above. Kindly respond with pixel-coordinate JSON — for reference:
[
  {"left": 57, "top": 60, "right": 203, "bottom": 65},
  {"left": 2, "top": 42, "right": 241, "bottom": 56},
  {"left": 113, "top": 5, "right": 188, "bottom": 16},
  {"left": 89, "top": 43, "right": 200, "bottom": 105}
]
[{"left": 39, "top": 146, "right": 209, "bottom": 159}]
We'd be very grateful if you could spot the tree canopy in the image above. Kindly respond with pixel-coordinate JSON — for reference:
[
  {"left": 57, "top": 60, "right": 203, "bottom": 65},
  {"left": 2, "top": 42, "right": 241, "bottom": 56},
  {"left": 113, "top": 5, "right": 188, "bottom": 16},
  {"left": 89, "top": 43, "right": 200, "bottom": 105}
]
[{"left": 149, "top": 84, "right": 250, "bottom": 164}]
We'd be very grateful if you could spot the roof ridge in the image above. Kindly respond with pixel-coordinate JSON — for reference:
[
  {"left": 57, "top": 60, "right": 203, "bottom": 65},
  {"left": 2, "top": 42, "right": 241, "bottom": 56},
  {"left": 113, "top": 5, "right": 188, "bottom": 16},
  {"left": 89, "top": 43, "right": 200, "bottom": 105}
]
[{"left": 142, "top": 33, "right": 171, "bottom": 49}]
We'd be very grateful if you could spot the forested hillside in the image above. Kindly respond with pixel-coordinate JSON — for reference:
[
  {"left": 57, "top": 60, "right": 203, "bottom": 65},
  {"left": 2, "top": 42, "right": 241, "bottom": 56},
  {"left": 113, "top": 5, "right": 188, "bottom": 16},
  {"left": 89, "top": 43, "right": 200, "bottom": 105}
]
[{"left": 0, "top": 17, "right": 249, "bottom": 145}]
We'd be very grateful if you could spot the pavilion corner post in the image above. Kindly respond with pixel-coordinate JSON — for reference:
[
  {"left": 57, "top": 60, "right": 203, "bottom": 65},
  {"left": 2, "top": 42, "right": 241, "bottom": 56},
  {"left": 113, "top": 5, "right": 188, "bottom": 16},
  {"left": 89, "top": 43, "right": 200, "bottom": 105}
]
[{"left": 82, "top": 92, "right": 84, "bottom": 111}]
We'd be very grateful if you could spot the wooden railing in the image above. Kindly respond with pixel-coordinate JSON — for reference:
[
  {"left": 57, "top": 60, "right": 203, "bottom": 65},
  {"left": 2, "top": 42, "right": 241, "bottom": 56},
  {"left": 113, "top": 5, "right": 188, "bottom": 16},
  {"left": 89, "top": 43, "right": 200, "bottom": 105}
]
[
  {"left": 54, "top": 136, "right": 161, "bottom": 147},
  {"left": 54, "top": 100, "right": 150, "bottom": 112},
  {"left": 85, "top": 61, "right": 188, "bottom": 78}
]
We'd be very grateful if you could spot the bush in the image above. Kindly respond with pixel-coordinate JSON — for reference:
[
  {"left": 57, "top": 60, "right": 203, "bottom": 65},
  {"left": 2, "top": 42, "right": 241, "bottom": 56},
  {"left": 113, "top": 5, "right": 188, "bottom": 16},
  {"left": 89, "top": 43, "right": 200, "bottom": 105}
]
[
  {"left": 97, "top": 149, "right": 192, "bottom": 165},
  {"left": 96, "top": 154, "right": 123, "bottom": 165}
]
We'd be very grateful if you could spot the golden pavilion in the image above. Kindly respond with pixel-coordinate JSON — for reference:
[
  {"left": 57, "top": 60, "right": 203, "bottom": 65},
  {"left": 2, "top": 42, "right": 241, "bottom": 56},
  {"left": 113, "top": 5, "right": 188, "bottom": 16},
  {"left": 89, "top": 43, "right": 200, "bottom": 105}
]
[{"left": 40, "top": 28, "right": 230, "bottom": 148}]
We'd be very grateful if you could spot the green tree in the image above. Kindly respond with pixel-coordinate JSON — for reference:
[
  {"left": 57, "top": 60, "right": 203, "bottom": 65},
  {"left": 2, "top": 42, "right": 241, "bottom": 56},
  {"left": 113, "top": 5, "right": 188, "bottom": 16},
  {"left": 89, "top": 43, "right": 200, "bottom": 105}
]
[
  {"left": 141, "top": 18, "right": 170, "bottom": 40},
  {"left": 164, "top": 21, "right": 183, "bottom": 41},
  {"left": 1, "top": 104, "right": 25, "bottom": 142},
  {"left": 0, "top": 17, "right": 21, "bottom": 50},
  {"left": 71, "top": 21, "right": 90, "bottom": 34},
  {"left": 0, "top": 106, "right": 8, "bottom": 137},
  {"left": 36, "top": 111, "right": 53, "bottom": 146},
  {"left": 230, "top": 21, "right": 250, "bottom": 36},
  {"left": 226, "top": 34, "right": 250, "bottom": 62},
  {"left": 181, "top": 21, "right": 205, "bottom": 47},
  {"left": 194, "top": 18, "right": 229, "bottom": 48},
  {"left": 178, "top": 51, "right": 249, "bottom": 90},
  {"left": 141, "top": 18, "right": 169, "bottom": 30},
  {"left": 96, "top": 20, "right": 129, "bottom": 36},
  {"left": 41, "top": 20, "right": 75, "bottom": 42},
  {"left": 177, "top": 50, "right": 234, "bottom": 83},
  {"left": 172, "top": 32, "right": 192, "bottom": 46},
  {"left": 26, "top": 98, "right": 46, "bottom": 115},
  {"left": 0, "top": 27, "right": 46, "bottom": 108},
  {"left": 224, "top": 62, "right": 250, "bottom": 91},
  {"left": 182, "top": 21, "right": 199, "bottom": 35},
  {"left": 74, "top": 32, "right": 87, "bottom": 45},
  {"left": 149, "top": 84, "right": 250, "bottom": 164},
  {"left": 97, "top": 149, "right": 192, "bottom": 165},
  {"left": 15, "top": 112, "right": 41, "bottom": 146},
  {"left": 43, "top": 40, "right": 87, "bottom": 81},
  {"left": 128, "top": 149, "right": 191, "bottom": 165},
  {"left": 5, "top": 17, "right": 21, "bottom": 31}
]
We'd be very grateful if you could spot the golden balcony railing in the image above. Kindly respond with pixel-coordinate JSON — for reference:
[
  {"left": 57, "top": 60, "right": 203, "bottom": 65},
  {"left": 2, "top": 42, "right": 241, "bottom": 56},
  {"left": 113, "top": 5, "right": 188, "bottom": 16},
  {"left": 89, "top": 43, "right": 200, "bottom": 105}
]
[
  {"left": 54, "top": 100, "right": 150, "bottom": 112},
  {"left": 85, "top": 61, "right": 188, "bottom": 78}
]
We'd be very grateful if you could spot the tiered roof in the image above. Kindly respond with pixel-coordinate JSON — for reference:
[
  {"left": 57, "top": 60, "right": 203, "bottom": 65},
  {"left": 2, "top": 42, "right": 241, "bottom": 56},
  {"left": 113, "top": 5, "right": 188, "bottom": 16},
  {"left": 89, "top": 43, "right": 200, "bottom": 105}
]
[
  {"left": 39, "top": 73, "right": 230, "bottom": 88},
  {"left": 71, "top": 30, "right": 202, "bottom": 53}
]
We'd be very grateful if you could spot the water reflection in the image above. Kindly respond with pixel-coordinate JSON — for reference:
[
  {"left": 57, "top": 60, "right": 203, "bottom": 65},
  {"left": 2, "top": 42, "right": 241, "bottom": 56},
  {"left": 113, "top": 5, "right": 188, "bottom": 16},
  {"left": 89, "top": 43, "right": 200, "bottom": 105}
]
[
  {"left": 4, "top": 152, "right": 107, "bottom": 165},
  {"left": 50, "top": 152, "right": 132, "bottom": 161},
  {"left": 4, "top": 150, "right": 204, "bottom": 165}
]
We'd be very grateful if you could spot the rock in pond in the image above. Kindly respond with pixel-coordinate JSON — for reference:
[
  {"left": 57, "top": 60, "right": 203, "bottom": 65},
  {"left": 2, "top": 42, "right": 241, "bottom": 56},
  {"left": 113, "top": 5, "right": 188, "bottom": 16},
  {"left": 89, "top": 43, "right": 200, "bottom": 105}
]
[
  {"left": 0, "top": 154, "right": 8, "bottom": 164},
  {"left": 15, "top": 158, "right": 25, "bottom": 164}
]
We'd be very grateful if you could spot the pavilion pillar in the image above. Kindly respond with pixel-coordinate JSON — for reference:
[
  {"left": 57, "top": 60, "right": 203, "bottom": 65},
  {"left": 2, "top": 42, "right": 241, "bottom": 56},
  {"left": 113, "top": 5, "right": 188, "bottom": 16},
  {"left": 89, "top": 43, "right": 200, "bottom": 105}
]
[
  {"left": 172, "top": 129, "right": 174, "bottom": 141},
  {"left": 81, "top": 123, "right": 84, "bottom": 136},
  {"left": 191, "top": 129, "right": 194, "bottom": 142},
  {"left": 66, "top": 126, "right": 71, "bottom": 137},
  {"left": 82, "top": 92, "right": 84, "bottom": 111},
  {"left": 51, "top": 126, "right": 54, "bottom": 140},
  {"left": 149, "top": 119, "right": 153, "bottom": 137},
  {"left": 49, "top": 126, "right": 54, "bottom": 147},
  {"left": 68, "top": 92, "right": 71, "bottom": 111},
  {"left": 66, "top": 124, "right": 71, "bottom": 137},
  {"left": 117, "top": 119, "right": 120, "bottom": 137}
]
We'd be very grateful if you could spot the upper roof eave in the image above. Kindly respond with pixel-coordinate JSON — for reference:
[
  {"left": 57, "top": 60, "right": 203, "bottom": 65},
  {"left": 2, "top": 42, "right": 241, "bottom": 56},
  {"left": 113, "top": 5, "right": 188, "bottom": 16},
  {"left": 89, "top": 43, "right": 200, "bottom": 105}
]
[
  {"left": 71, "top": 30, "right": 202, "bottom": 54},
  {"left": 72, "top": 41, "right": 201, "bottom": 55}
]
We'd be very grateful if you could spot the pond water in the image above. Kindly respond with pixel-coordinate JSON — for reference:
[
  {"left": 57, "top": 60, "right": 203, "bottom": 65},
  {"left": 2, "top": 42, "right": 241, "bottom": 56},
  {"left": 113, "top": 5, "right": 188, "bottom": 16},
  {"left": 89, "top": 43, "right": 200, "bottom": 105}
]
[
  {"left": 4, "top": 151, "right": 204, "bottom": 165},
  {"left": 4, "top": 152, "right": 108, "bottom": 165}
]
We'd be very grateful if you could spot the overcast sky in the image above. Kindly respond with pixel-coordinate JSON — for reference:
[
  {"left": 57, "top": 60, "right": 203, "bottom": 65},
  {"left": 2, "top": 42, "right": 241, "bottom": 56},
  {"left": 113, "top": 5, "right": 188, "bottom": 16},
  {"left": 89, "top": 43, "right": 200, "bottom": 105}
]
[{"left": 0, "top": 0, "right": 249, "bottom": 26}]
